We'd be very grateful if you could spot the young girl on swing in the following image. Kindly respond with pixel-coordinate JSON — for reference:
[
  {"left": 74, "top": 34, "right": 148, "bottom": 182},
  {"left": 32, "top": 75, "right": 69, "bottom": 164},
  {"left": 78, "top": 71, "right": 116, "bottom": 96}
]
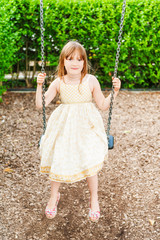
[{"left": 36, "top": 40, "right": 121, "bottom": 222}]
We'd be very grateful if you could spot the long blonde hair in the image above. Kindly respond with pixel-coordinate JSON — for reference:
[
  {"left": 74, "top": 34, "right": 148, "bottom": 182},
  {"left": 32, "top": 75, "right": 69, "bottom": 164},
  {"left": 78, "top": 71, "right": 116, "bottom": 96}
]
[{"left": 55, "top": 40, "right": 90, "bottom": 92}]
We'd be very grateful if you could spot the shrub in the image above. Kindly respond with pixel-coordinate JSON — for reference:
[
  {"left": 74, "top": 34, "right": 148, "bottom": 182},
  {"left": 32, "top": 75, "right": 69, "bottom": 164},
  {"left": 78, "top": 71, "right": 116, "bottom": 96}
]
[{"left": 1, "top": 0, "right": 160, "bottom": 90}]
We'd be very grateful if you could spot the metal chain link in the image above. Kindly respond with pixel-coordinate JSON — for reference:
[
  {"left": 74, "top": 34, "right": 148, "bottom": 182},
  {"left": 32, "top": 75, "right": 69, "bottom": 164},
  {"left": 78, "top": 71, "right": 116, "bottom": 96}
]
[
  {"left": 107, "top": 0, "right": 126, "bottom": 139},
  {"left": 40, "top": 0, "right": 46, "bottom": 134}
]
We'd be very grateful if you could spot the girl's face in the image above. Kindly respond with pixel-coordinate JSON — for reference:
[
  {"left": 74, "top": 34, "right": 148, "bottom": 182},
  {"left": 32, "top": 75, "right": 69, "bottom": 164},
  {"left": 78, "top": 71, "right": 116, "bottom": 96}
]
[{"left": 64, "top": 50, "right": 84, "bottom": 75}]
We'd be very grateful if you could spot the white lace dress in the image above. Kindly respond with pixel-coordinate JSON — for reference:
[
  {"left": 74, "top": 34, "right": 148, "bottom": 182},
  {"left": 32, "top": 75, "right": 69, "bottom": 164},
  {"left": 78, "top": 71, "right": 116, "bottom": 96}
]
[{"left": 39, "top": 74, "right": 108, "bottom": 183}]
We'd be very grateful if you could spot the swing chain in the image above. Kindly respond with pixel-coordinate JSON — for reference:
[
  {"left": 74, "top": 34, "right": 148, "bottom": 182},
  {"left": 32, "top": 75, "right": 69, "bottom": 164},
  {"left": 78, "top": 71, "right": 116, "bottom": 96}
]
[
  {"left": 40, "top": 0, "right": 46, "bottom": 134},
  {"left": 107, "top": 0, "right": 126, "bottom": 139}
]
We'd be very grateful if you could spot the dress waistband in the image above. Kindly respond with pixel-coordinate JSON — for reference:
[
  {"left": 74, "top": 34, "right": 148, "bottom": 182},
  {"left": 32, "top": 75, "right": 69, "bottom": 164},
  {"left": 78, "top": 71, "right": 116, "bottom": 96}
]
[{"left": 61, "top": 101, "right": 93, "bottom": 104}]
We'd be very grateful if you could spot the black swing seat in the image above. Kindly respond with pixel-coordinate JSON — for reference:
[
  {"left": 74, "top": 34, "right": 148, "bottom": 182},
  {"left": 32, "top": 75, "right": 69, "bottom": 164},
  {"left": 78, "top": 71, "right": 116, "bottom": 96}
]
[
  {"left": 38, "top": 134, "right": 44, "bottom": 148},
  {"left": 107, "top": 135, "right": 114, "bottom": 149},
  {"left": 38, "top": 134, "right": 114, "bottom": 149}
]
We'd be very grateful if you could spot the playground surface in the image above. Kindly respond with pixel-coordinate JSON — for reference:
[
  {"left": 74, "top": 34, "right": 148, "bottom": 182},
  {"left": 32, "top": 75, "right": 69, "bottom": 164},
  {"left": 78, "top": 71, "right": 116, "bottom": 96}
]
[{"left": 1, "top": 91, "right": 160, "bottom": 240}]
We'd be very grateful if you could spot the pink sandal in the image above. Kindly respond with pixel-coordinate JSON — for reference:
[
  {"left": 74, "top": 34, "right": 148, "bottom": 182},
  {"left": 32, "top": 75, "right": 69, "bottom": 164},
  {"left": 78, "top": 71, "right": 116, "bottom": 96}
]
[
  {"left": 89, "top": 201, "right": 100, "bottom": 222},
  {"left": 45, "top": 192, "right": 60, "bottom": 219}
]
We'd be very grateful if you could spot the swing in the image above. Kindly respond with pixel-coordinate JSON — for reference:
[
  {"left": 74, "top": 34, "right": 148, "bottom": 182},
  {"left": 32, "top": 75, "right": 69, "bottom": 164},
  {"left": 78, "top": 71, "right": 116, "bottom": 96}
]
[{"left": 39, "top": 0, "right": 126, "bottom": 149}]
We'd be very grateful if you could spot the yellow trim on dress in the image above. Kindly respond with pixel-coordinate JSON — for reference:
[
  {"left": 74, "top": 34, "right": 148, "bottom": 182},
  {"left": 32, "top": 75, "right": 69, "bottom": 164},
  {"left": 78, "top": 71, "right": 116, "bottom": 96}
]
[{"left": 40, "top": 162, "right": 104, "bottom": 183}]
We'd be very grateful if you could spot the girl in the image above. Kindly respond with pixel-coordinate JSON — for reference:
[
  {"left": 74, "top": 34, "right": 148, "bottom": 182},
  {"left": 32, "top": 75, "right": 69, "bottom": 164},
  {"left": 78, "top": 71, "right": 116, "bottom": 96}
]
[{"left": 36, "top": 40, "right": 121, "bottom": 222}]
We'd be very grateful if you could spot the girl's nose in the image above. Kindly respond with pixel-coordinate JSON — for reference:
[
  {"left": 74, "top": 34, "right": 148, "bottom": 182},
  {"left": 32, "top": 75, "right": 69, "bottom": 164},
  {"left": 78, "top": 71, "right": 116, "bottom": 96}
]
[{"left": 72, "top": 59, "right": 79, "bottom": 64}]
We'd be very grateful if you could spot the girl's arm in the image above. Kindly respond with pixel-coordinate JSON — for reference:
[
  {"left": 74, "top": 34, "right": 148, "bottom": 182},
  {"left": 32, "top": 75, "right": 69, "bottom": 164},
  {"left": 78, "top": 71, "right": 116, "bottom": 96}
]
[
  {"left": 36, "top": 73, "right": 59, "bottom": 109},
  {"left": 92, "top": 75, "right": 121, "bottom": 111}
]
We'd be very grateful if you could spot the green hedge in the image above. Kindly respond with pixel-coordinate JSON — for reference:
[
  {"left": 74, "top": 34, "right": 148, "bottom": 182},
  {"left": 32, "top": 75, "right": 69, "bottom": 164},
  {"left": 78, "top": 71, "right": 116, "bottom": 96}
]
[
  {"left": 0, "top": 0, "right": 22, "bottom": 99},
  {"left": 1, "top": 0, "right": 160, "bottom": 89}
]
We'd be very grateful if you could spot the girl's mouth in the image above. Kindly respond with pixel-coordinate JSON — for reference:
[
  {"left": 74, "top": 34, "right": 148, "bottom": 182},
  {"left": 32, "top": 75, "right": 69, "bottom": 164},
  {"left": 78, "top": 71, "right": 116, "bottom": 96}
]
[{"left": 71, "top": 68, "right": 78, "bottom": 70}]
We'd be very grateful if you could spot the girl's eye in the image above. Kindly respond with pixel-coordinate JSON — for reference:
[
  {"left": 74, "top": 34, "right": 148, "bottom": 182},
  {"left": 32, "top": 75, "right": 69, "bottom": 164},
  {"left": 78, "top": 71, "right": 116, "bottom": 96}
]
[
  {"left": 66, "top": 57, "right": 72, "bottom": 60},
  {"left": 66, "top": 57, "right": 82, "bottom": 61}
]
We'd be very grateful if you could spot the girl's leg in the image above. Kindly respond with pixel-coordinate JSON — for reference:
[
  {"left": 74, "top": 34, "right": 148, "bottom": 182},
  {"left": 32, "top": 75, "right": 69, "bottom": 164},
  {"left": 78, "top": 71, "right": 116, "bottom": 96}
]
[
  {"left": 47, "top": 181, "right": 61, "bottom": 209},
  {"left": 86, "top": 174, "right": 100, "bottom": 212}
]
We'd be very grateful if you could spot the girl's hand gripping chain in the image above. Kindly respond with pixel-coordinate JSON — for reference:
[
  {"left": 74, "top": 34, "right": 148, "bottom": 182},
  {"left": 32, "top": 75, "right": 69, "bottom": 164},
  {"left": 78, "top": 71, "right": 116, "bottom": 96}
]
[
  {"left": 36, "top": 73, "right": 46, "bottom": 109},
  {"left": 37, "top": 73, "right": 46, "bottom": 86},
  {"left": 112, "top": 76, "right": 121, "bottom": 94}
]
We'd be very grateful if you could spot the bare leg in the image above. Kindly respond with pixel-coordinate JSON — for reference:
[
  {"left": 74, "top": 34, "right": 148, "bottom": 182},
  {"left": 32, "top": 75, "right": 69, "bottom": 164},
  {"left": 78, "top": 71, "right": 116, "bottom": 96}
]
[
  {"left": 86, "top": 174, "right": 100, "bottom": 212},
  {"left": 47, "top": 181, "right": 61, "bottom": 209}
]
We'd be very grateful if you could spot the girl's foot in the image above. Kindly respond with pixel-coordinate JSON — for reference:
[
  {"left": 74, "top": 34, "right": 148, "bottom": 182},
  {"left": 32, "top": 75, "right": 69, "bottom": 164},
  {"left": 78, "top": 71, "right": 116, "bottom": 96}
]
[
  {"left": 89, "top": 197, "right": 100, "bottom": 222},
  {"left": 45, "top": 192, "right": 60, "bottom": 219}
]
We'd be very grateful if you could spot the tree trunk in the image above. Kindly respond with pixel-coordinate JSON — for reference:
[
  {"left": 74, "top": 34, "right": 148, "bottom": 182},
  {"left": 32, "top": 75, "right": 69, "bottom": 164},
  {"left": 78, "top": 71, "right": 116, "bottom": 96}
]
[
  {"left": 25, "top": 41, "right": 32, "bottom": 87},
  {"left": 32, "top": 59, "right": 36, "bottom": 81},
  {"left": 16, "top": 61, "right": 19, "bottom": 80},
  {"left": 10, "top": 66, "right": 14, "bottom": 81},
  {"left": 24, "top": 41, "right": 28, "bottom": 82}
]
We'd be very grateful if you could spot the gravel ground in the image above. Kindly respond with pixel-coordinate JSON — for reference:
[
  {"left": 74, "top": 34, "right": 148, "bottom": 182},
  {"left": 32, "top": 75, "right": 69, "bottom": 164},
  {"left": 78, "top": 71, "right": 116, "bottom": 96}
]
[{"left": 1, "top": 91, "right": 160, "bottom": 240}]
